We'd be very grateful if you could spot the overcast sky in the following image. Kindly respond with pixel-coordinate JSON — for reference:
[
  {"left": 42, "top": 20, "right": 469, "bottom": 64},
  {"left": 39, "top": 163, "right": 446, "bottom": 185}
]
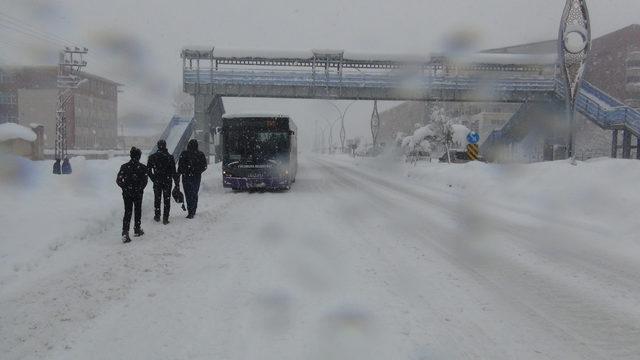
[{"left": 2, "top": 0, "right": 639, "bottom": 148}]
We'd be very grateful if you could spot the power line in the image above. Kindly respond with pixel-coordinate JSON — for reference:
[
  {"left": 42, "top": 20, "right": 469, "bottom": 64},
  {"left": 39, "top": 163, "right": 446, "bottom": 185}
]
[
  {"left": 0, "top": 22, "right": 66, "bottom": 48},
  {"left": 0, "top": 11, "right": 76, "bottom": 47}
]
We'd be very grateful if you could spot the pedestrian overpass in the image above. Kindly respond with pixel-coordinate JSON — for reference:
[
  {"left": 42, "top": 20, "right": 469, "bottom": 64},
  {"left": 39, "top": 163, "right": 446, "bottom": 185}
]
[{"left": 180, "top": 47, "right": 640, "bottom": 161}]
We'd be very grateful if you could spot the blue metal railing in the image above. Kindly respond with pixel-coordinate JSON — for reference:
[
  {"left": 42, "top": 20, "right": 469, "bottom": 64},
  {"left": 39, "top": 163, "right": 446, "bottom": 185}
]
[
  {"left": 556, "top": 80, "right": 640, "bottom": 134},
  {"left": 485, "top": 79, "right": 640, "bottom": 153}
]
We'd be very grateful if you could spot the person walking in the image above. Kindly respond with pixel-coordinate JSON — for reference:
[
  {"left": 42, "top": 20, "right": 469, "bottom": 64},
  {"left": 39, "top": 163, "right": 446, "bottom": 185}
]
[
  {"left": 177, "top": 139, "right": 207, "bottom": 219},
  {"left": 116, "top": 147, "right": 148, "bottom": 243},
  {"left": 147, "top": 139, "right": 177, "bottom": 224}
]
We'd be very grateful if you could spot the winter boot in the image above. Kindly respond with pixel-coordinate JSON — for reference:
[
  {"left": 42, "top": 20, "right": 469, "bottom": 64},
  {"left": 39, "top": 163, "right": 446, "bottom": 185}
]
[
  {"left": 186, "top": 213, "right": 194, "bottom": 219},
  {"left": 122, "top": 233, "right": 131, "bottom": 243},
  {"left": 134, "top": 228, "right": 145, "bottom": 237},
  {"left": 162, "top": 217, "right": 170, "bottom": 225},
  {"left": 154, "top": 214, "right": 161, "bottom": 222}
]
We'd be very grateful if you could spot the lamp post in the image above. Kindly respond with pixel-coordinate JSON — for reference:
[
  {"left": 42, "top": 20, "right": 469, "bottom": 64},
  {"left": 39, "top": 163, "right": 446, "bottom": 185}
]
[
  {"left": 558, "top": 0, "right": 591, "bottom": 162},
  {"left": 318, "top": 123, "right": 329, "bottom": 153},
  {"left": 321, "top": 115, "right": 341, "bottom": 154},
  {"left": 326, "top": 100, "right": 357, "bottom": 153},
  {"left": 371, "top": 100, "right": 381, "bottom": 151}
]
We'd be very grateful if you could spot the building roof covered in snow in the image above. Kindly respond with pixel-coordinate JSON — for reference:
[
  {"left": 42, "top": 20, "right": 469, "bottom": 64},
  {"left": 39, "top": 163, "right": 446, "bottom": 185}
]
[{"left": 0, "top": 123, "right": 37, "bottom": 143}]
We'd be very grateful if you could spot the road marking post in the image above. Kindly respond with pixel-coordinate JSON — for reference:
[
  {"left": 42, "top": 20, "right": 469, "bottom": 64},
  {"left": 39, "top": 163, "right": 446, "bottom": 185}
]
[{"left": 467, "top": 143, "right": 480, "bottom": 161}]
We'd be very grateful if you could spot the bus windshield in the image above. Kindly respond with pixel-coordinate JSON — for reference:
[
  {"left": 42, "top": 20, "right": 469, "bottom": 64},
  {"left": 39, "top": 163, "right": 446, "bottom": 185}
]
[{"left": 225, "top": 129, "right": 290, "bottom": 164}]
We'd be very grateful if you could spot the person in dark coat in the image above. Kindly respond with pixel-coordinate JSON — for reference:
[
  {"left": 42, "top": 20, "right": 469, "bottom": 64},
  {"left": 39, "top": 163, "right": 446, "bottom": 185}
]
[
  {"left": 116, "top": 147, "right": 148, "bottom": 243},
  {"left": 147, "top": 140, "right": 177, "bottom": 224},
  {"left": 177, "top": 139, "right": 207, "bottom": 219}
]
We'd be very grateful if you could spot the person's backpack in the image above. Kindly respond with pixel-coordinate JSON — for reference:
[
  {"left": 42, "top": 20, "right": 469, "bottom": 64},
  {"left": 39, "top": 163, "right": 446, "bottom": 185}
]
[{"left": 172, "top": 185, "right": 186, "bottom": 211}]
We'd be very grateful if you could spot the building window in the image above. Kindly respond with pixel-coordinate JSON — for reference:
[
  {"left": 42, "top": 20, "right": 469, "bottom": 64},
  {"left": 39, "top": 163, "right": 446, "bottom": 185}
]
[
  {"left": 627, "top": 75, "right": 640, "bottom": 83},
  {"left": 0, "top": 114, "right": 17, "bottom": 123},
  {"left": 0, "top": 71, "right": 15, "bottom": 84},
  {"left": 627, "top": 60, "right": 640, "bottom": 68},
  {"left": 0, "top": 92, "right": 17, "bottom": 105}
]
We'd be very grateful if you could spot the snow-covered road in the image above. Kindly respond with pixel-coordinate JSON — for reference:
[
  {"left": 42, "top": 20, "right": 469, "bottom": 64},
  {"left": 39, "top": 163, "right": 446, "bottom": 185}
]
[{"left": 2, "top": 155, "right": 640, "bottom": 359}]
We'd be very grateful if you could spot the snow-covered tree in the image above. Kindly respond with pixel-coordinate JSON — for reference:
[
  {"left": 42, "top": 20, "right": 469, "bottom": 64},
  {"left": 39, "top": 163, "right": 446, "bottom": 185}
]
[{"left": 400, "top": 106, "right": 471, "bottom": 162}]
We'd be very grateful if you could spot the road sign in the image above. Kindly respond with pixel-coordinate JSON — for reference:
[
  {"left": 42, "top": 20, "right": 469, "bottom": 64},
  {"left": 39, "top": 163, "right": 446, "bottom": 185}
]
[
  {"left": 467, "top": 144, "right": 480, "bottom": 161},
  {"left": 467, "top": 131, "right": 480, "bottom": 144}
]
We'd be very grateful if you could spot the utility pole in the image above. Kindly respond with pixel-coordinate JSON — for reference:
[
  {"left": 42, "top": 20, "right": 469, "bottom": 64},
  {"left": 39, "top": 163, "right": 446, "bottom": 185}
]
[{"left": 53, "top": 46, "right": 88, "bottom": 175}]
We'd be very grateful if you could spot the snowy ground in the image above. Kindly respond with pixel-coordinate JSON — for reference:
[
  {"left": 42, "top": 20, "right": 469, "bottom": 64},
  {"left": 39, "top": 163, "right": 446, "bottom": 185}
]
[{"left": 1, "top": 153, "right": 640, "bottom": 359}]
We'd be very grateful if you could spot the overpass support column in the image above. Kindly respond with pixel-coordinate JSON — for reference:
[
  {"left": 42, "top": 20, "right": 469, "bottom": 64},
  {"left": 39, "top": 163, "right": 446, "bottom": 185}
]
[
  {"left": 622, "top": 130, "right": 632, "bottom": 159},
  {"left": 636, "top": 137, "right": 640, "bottom": 159},
  {"left": 194, "top": 94, "right": 214, "bottom": 163},
  {"left": 208, "top": 96, "right": 226, "bottom": 163},
  {"left": 611, "top": 130, "right": 618, "bottom": 158}
]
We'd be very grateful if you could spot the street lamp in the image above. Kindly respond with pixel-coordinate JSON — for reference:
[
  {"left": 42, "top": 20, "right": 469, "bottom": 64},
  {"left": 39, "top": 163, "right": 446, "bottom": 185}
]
[
  {"left": 326, "top": 100, "right": 357, "bottom": 153},
  {"left": 559, "top": 0, "right": 591, "bottom": 162},
  {"left": 320, "top": 114, "right": 341, "bottom": 154}
]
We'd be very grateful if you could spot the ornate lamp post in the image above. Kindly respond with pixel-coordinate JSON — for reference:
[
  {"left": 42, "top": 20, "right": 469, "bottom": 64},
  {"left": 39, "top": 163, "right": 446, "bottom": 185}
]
[
  {"left": 371, "top": 100, "right": 381, "bottom": 150},
  {"left": 558, "top": 0, "right": 591, "bottom": 161}
]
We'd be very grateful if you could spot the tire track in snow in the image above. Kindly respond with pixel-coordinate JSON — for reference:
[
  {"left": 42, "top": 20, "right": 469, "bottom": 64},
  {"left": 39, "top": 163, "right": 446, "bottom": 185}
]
[{"left": 313, "top": 156, "right": 640, "bottom": 359}]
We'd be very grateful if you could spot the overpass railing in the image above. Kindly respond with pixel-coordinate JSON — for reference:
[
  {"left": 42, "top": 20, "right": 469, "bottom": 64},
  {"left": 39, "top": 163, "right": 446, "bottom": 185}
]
[
  {"left": 183, "top": 68, "right": 557, "bottom": 93},
  {"left": 556, "top": 80, "right": 640, "bottom": 135}
]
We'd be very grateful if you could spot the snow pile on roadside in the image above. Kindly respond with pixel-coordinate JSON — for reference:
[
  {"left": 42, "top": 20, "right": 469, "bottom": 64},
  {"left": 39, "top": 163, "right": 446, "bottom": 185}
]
[
  {"left": 0, "top": 122, "right": 37, "bottom": 143},
  {"left": 0, "top": 155, "right": 126, "bottom": 290},
  {"left": 331, "top": 154, "right": 640, "bottom": 242}
]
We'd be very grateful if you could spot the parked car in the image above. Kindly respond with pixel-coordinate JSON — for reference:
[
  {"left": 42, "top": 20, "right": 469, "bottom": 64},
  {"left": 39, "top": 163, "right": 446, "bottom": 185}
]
[
  {"left": 405, "top": 149, "right": 431, "bottom": 163},
  {"left": 438, "top": 149, "right": 486, "bottom": 163}
]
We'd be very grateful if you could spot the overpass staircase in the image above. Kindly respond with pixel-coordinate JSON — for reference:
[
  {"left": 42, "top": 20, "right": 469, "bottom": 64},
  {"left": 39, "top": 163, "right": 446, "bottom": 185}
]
[
  {"left": 151, "top": 116, "right": 195, "bottom": 159},
  {"left": 482, "top": 80, "right": 640, "bottom": 159}
]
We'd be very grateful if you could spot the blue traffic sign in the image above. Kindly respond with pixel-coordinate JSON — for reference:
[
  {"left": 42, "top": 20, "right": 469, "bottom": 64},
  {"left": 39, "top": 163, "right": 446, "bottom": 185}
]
[{"left": 467, "top": 131, "right": 480, "bottom": 144}]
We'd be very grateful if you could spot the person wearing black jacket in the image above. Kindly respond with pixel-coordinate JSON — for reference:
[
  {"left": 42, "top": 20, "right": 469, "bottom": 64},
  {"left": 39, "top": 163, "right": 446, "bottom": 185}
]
[
  {"left": 116, "top": 147, "right": 148, "bottom": 243},
  {"left": 177, "top": 139, "right": 207, "bottom": 219},
  {"left": 147, "top": 140, "right": 177, "bottom": 224}
]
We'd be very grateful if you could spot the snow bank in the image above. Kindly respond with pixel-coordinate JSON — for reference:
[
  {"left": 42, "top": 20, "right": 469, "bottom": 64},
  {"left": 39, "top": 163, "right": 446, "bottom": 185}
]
[
  {"left": 0, "top": 122, "right": 37, "bottom": 143},
  {"left": 0, "top": 155, "right": 126, "bottom": 291},
  {"left": 330, "top": 154, "right": 640, "bottom": 241}
]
